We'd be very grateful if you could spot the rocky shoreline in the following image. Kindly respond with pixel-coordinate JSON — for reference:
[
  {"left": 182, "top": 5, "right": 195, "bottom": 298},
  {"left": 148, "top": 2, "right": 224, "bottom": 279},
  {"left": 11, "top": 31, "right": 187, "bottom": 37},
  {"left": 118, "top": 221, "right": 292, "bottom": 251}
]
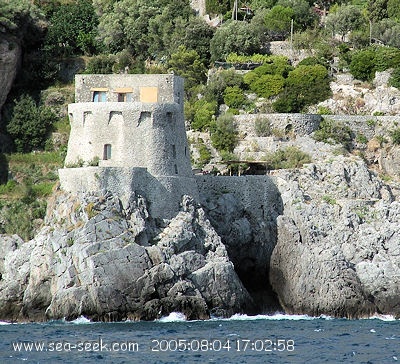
[{"left": 1, "top": 155, "right": 399, "bottom": 322}]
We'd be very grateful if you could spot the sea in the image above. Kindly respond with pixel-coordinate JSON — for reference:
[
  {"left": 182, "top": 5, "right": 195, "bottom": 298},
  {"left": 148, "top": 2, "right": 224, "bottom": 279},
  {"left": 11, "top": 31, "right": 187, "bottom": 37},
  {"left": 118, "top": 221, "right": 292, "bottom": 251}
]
[{"left": 0, "top": 313, "right": 398, "bottom": 364}]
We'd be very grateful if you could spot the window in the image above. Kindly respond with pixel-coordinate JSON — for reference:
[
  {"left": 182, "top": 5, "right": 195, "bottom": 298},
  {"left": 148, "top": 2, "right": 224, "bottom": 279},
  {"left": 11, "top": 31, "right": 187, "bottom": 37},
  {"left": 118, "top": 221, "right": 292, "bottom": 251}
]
[
  {"left": 93, "top": 91, "right": 107, "bottom": 102},
  {"left": 103, "top": 144, "right": 112, "bottom": 160},
  {"left": 174, "top": 164, "right": 178, "bottom": 174},
  {"left": 118, "top": 93, "right": 132, "bottom": 102},
  {"left": 172, "top": 144, "right": 176, "bottom": 159},
  {"left": 166, "top": 112, "right": 173, "bottom": 122}
]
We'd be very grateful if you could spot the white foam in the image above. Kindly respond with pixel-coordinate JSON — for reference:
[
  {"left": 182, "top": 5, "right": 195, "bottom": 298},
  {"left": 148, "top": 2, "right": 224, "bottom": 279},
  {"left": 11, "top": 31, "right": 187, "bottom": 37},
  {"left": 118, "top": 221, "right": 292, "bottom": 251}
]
[
  {"left": 368, "top": 314, "right": 397, "bottom": 321},
  {"left": 0, "top": 321, "right": 11, "bottom": 325},
  {"left": 158, "top": 312, "right": 187, "bottom": 322},
  {"left": 221, "top": 313, "right": 327, "bottom": 321},
  {"left": 70, "top": 316, "right": 91, "bottom": 324}
]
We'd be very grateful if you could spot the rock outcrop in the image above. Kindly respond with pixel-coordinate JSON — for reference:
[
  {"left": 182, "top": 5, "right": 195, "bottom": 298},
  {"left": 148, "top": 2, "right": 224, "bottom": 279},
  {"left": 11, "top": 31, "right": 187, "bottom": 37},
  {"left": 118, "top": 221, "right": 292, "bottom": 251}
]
[
  {"left": 0, "top": 36, "right": 21, "bottom": 119},
  {"left": 270, "top": 156, "right": 400, "bottom": 318},
  {"left": 0, "top": 189, "right": 252, "bottom": 322}
]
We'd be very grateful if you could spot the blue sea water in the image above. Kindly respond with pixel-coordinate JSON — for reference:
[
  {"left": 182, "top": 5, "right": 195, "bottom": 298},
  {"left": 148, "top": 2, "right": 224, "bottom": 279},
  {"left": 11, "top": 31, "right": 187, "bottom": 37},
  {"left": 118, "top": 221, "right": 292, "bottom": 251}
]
[{"left": 0, "top": 313, "right": 399, "bottom": 364}]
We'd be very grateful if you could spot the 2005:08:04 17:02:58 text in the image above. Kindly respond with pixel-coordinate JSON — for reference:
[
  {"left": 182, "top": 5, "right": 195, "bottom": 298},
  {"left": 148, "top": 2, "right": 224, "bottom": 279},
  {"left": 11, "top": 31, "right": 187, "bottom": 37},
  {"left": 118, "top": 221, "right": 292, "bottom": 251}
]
[{"left": 151, "top": 338, "right": 295, "bottom": 352}]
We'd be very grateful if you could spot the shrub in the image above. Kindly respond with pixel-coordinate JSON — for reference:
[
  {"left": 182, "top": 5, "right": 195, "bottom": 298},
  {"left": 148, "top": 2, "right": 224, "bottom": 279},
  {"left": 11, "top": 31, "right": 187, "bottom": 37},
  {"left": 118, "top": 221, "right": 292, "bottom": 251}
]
[
  {"left": 205, "top": 69, "right": 243, "bottom": 104},
  {"left": 389, "top": 68, "right": 400, "bottom": 89},
  {"left": 313, "top": 118, "right": 354, "bottom": 150},
  {"left": 223, "top": 86, "right": 247, "bottom": 109},
  {"left": 189, "top": 100, "right": 218, "bottom": 131},
  {"left": 254, "top": 117, "right": 272, "bottom": 137},
  {"left": 390, "top": 128, "right": 400, "bottom": 144},
  {"left": 210, "top": 113, "right": 238, "bottom": 152},
  {"left": 273, "top": 64, "right": 331, "bottom": 112},
  {"left": 349, "top": 49, "right": 376, "bottom": 81},
  {"left": 196, "top": 139, "right": 212, "bottom": 167},
  {"left": 6, "top": 95, "right": 57, "bottom": 153},
  {"left": 262, "top": 146, "right": 311, "bottom": 170}
]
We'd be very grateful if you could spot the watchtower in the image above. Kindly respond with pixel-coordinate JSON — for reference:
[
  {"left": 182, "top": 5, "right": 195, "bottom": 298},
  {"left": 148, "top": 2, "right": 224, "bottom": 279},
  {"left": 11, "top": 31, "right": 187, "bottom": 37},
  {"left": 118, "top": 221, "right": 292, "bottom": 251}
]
[{"left": 59, "top": 74, "right": 198, "bottom": 219}]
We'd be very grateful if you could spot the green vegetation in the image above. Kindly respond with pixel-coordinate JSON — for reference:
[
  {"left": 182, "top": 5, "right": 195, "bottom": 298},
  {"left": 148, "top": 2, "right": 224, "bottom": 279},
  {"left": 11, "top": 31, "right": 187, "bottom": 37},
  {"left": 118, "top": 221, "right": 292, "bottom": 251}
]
[
  {"left": 6, "top": 95, "right": 57, "bottom": 153},
  {"left": 262, "top": 147, "right": 312, "bottom": 170},
  {"left": 195, "top": 139, "right": 212, "bottom": 168},
  {"left": 313, "top": 118, "right": 354, "bottom": 150},
  {"left": 254, "top": 117, "right": 272, "bottom": 137},
  {"left": 210, "top": 113, "right": 239, "bottom": 153},
  {"left": 389, "top": 128, "right": 400, "bottom": 144}
]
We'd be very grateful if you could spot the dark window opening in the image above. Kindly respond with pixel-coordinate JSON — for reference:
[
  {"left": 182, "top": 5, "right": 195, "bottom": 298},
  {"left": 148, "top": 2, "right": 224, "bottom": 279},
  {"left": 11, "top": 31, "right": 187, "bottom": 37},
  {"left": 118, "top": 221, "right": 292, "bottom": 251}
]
[
  {"left": 172, "top": 144, "right": 176, "bottom": 159},
  {"left": 103, "top": 144, "right": 112, "bottom": 160},
  {"left": 138, "top": 111, "right": 151, "bottom": 125},
  {"left": 174, "top": 164, "right": 178, "bottom": 174},
  {"left": 166, "top": 112, "right": 173, "bottom": 122},
  {"left": 118, "top": 93, "right": 132, "bottom": 102},
  {"left": 93, "top": 91, "right": 107, "bottom": 102}
]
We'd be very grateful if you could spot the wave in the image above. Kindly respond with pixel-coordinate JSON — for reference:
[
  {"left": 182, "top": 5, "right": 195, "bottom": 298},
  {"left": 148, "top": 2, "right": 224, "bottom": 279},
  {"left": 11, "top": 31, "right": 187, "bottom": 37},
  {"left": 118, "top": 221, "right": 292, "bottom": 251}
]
[
  {"left": 365, "top": 314, "right": 397, "bottom": 322},
  {"left": 69, "top": 315, "right": 92, "bottom": 324},
  {"left": 219, "top": 313, "right": 330, "bottom": 321},
  {"left": 0, "top": 321, "right": 12, "bottom": 325},
  {"left": 157, "top": 312, "right": 187, "bottom": 322}
]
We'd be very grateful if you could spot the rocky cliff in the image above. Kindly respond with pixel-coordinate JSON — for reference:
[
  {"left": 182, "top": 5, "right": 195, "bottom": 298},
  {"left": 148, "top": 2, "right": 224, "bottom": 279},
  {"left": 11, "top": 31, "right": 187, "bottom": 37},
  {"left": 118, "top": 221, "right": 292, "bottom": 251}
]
[
  {"left": 0, "top": 36, "right": 20, "bottom": 120},
  {"left": 0, "top": 188, "right": 253, "bottom": 322},
  {"left": 1, "top": 155, "right": 400, "bottom": 321},
  {"left": 270, "top": 156, "right": 400, "bottom": 318}
]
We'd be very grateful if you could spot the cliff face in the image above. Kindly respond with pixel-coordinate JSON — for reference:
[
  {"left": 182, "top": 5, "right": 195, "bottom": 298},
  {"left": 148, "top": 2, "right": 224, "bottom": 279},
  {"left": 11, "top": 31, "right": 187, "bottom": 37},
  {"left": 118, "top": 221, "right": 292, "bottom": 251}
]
[
  {"left": 0, "top": 156, "right": 399, "bottom": 321},
  {"left": 0, "top": 189, "right": 252, "bottom": 322},
  {"left": 270, "top": 156, "right": 400, "bottom": 318},
  {"left": 0, "top": 36, "right": 21, "bottom": 120}
]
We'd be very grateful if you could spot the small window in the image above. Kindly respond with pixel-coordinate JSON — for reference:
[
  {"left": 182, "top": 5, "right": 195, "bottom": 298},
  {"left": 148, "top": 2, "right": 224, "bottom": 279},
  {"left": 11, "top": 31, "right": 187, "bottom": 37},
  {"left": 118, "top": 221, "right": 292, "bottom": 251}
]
[
  {"left": 93, "top": 91, "right": 107, "bottom": 102},
  {"left": 166, "top": 112, "right": 173, "bottom": 122},
  {"left": 103, "top": 144, "right": 112, "bottom": 160},
  {"left": 174, "top": 164, "right": 178, "bottom": 174},
  {"left": 172, "top": 144, "right": 176, "bottom": 159},
  {"left": 118, "top": 93, "right": 132, "bottom": 102}
]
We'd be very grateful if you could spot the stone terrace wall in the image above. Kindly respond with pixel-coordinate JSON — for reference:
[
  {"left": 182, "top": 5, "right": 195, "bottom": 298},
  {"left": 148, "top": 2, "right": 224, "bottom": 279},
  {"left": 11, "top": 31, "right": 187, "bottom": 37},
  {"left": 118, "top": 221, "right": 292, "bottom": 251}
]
[
  {"left": 234, "top": 113, "right": 322, "bottom": 137},
  {"left": 235, "top": 113, "right": 400, "bottom": 139}
]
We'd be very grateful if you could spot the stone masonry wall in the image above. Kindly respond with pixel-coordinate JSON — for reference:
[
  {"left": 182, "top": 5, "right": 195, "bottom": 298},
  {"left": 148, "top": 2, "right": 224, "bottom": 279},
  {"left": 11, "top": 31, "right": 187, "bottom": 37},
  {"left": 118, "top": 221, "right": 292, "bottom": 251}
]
[{"left": 59, "top": 167, "right": 199, "bottom": 219}]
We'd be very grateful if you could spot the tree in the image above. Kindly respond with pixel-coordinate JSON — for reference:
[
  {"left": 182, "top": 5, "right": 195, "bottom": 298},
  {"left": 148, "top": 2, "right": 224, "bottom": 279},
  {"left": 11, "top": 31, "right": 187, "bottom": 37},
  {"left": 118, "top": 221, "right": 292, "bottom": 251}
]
[
  {"left": 204, "top": 69, "right": 244, "bottom": 104},
  {"left": 277, "top": 0, "right": 317, "bottom": 30},
  {"left": 373, "top": 19, "right": 400, "bottom": 47},
  {"left": 183, "top": 17, "right": 215, "bottom": 65},
  {"left": 44, "top": 0, "right": 99, "bottom": 56},
  {"left": 168, "top": 46, "right": 207, "bottom": 97},
  {"left": 210, "top": 113, "right": 239, "bottom": 153},
  {"left": 325, "top": 5, "right": 364, "bottom": 40},
  {"left": 388, "top": 0, "right": 400, "bottom": 20},
  {"left": 349, "top": 48, "right": 376, "bottom": 81},
  {"left": 367, "top": 0, "right": 388, "bottom": 22},
  {"left": 6, "top": 95, "right": 56, "bottom": 153},
  {"left": 264, "top": 5, "right": 294, "bottom": 40},
  {"left": 210, "top": 20, "right": 263, "bottom": 62},
  {"left": 97, "top": 0, "right": 194, "bottom": 60},
  {"left": 273, "top": 64, "right": 331, "bottom": 112}
]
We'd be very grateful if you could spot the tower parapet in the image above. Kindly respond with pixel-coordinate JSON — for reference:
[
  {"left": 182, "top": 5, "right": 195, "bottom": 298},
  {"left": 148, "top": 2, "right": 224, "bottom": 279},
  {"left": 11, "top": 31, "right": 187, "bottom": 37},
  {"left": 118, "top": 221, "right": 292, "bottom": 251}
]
[{"left": 59, "top": 74, "right": 198, "bottom": 219}]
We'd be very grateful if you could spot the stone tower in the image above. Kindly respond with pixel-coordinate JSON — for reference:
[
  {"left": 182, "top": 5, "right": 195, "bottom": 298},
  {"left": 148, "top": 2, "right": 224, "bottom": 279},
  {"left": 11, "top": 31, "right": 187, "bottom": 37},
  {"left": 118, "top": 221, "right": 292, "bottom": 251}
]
[{"left": 59, "top": 74, "right": 198, "bottom": 219}]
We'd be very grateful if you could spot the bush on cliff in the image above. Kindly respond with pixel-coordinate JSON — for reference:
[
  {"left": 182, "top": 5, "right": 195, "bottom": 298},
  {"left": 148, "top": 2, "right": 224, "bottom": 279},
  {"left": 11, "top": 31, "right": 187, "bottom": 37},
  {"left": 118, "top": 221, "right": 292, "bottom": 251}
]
[
  {"left": 273, "top": 64, "right": 332, "bottom": 112},
  {"left": 210, "top": 113, "right": 239, "bottom": 153},
  {"left": 6, "top": 95, "right": 57, "bottom": 153}
]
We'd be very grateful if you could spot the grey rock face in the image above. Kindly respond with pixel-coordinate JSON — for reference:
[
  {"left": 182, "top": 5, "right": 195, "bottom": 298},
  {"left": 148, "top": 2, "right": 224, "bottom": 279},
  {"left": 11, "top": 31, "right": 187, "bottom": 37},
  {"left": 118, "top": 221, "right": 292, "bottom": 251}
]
[
  {"left": 0, "top": 191, "right": 252, "bottom": 322},
  {"left": 270, "top": 156, "right": 400, "bottom": 318},
  {"left": 0, "top": 37, "right": 21, "bottom": 119}
]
